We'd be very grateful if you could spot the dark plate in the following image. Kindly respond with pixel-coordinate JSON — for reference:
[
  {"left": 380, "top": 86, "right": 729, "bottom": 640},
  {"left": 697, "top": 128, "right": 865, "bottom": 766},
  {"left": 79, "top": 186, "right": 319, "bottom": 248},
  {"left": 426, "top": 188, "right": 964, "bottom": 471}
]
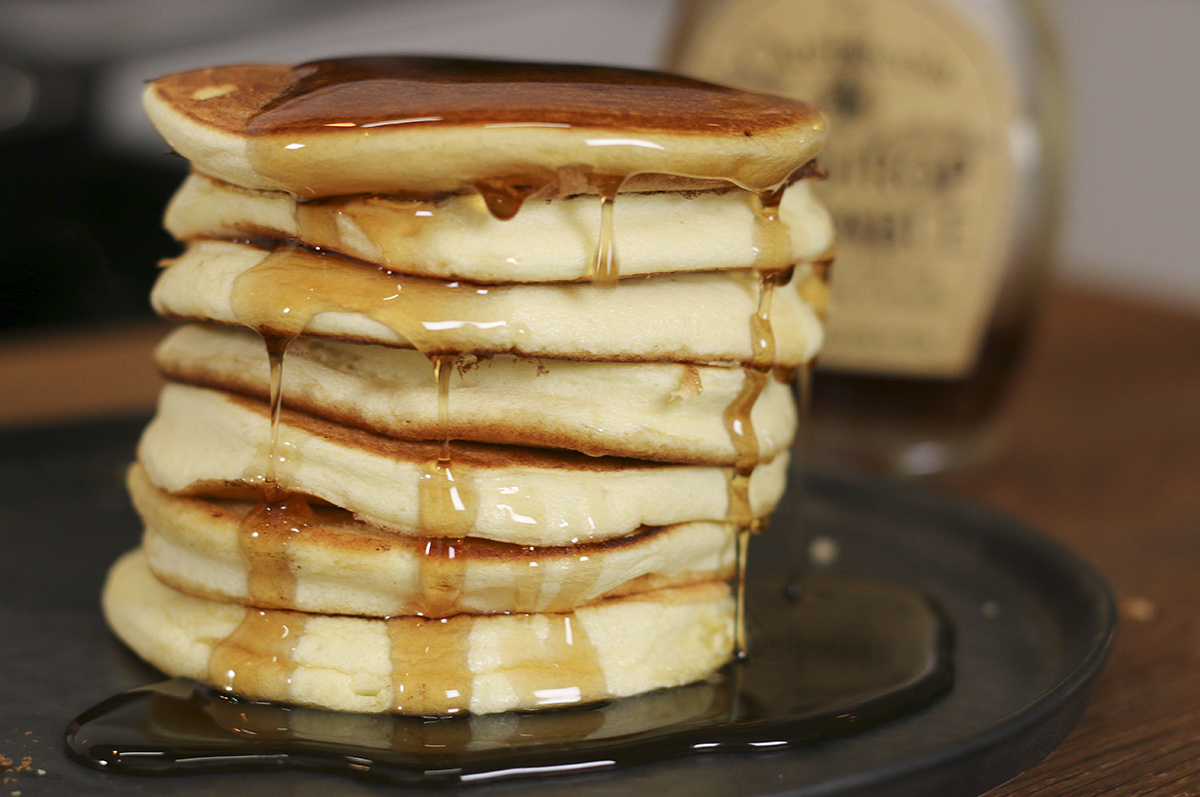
[{"left": 0, "top": 416, "right": 1114, "bottom": 796}]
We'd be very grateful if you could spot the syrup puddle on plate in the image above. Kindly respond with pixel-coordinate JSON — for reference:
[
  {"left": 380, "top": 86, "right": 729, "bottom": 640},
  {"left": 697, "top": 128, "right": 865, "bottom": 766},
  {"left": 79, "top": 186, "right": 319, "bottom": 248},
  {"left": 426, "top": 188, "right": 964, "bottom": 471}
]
[{"left": 66, "top": 573, "right": 953, "bottom": 786}]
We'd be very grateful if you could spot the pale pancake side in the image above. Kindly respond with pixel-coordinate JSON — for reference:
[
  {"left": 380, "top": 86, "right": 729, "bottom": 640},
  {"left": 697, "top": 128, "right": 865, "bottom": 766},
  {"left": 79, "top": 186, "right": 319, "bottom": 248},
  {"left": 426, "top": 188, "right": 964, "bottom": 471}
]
[
  {"left": 156, "top": 323, "right": 798, "bottom": 465},
  {"left": 151, "top": 240, "right": 825, "bottom": 366},
  {"left": 131, "top": 464, "right": 735, "bottom": 617},
  {"left": 164, "top": 173, "right": 834, "bottom": 283},
  {"left": 139, "top": 383, "right": 790, "bottom": 546},
  {"left": 104, "top": 548, "right": 734, "bottom": 715}
]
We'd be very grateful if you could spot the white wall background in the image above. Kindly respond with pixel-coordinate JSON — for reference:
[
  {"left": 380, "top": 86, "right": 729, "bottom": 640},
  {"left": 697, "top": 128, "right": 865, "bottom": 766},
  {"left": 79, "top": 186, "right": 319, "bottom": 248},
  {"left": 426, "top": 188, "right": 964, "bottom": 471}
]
[
  {"left": 1049, "top": 0, "right": 1200, "bottom": 311},
  {"left": 4, "top": 0, "right": 1195, "bottom": 311}
]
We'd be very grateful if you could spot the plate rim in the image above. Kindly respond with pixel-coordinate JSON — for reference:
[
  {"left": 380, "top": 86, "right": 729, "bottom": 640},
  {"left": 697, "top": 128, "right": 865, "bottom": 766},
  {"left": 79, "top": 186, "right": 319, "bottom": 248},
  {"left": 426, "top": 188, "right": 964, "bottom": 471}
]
[{"left": 780, "top": 468, "right": 1118, "bottom": 796}]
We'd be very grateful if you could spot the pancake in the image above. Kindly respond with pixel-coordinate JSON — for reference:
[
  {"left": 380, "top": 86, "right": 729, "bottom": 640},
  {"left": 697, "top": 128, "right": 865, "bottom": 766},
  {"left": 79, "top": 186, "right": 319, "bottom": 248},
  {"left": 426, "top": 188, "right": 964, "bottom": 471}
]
[
  {"left": 152, "top": 240, "right": 825, "bottom": 365},
  {"left": 155, "top": 323, "right": 798, "bottom": 465},
  {"left": 164, "top": 172, "right": 835, "bottom": 283},
  {"left": 104, "top": 548, "right": 734, "bottom": 715},
  {"left": 139, "top": 383, "right": 790, "bottom": 547},
  {"left": 131, "top": 463, "right": 735, "bottom": 617},
  {"left": 143, "top": 57, "right": 827, "bottom": 199}
]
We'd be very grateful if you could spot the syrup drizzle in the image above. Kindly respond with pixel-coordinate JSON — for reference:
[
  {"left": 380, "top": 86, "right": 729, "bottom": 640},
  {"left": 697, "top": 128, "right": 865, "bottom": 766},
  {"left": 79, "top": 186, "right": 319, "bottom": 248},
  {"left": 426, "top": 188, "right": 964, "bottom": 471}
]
[
  {"left": 385, "top": 605, "right": 607, "bottom": 716},
  {"left": 722, "top": 186, "right": 794, "bottom": 660},
  {"left": 412, "top": 353, "right": 472, "bottom": 617},
  {"left": 236, "top": 334, "right": 310, "bottom": 609},
  {"left": 262, "top": 334, "right": 292, "bottom": 487},
  {"left": 387, "top": 615, "right": 473, "bottom": 715},
  {"left": 434, "top": 352, "right": 455, "bottom": 461},
  {"left": 472, "top": 176, "right": 553, "bottom": 221},
  {"left": 588, "top": 174, "right": 628, "bottom": 286},
  {"left": 207, "top": 610, "right": 306, "bottom": 701},
  {"left": 230, "top": 244, "right": 508, "bottom": 356},
  {"left": 415, "top": 355, "right": 468, "bottom": 537},
  {"left": 294, "top": 193, "right": 426, "bottom": 273},
  {"left": 732, "top": 523, "right": 754, "bottom": 661},
  {"left": 498, "top": 614, "right": 606, "bottom": 710},
  {"left": 529, "top": 550, "right": 607, "bottom": 613},
  {"left": 209, "top": 325, "right": 315, "bottom": 688},
  {"left": 237, "top": 494, "right": 314, "bottom": 608},
  {"left": 723, "top": 371, "right": 769, "bottom": 518}
]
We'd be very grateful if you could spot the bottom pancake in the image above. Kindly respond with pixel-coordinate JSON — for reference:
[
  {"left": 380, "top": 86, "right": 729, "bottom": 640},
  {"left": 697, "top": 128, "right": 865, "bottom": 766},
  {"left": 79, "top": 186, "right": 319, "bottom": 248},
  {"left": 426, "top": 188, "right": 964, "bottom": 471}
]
[{"left": 104, "top": 549, "right": 735, "bottom": 716}]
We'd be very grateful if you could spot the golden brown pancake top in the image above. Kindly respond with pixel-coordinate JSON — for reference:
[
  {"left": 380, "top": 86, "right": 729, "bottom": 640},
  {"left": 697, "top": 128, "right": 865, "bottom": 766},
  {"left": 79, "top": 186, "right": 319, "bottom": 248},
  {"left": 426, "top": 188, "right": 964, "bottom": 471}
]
[
  {"left": 156, "top": 56, "right": 823, "bottom": 139},
  {"left": 145, "top": 57, "right": 827, "bottom": 198}
]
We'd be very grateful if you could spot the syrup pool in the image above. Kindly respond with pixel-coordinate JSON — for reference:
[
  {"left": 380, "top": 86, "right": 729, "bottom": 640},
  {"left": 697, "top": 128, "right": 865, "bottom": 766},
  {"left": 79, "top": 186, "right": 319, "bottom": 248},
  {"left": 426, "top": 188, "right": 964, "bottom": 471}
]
[{"left": 66, "top": 573, "right": 952, "bottom": 787}]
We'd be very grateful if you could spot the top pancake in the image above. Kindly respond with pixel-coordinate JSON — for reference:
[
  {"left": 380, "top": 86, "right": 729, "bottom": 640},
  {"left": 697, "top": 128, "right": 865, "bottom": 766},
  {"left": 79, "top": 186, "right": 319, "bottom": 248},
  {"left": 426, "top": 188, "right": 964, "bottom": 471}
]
[{"left": 143, "top": 57, "right": 827, "bottom": 199}]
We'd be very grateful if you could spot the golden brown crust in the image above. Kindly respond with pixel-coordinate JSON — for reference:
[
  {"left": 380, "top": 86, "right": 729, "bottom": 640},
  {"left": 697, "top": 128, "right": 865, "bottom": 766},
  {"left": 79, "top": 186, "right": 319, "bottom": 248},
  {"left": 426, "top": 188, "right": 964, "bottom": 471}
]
[
  {"left": 150, "top": 58, "right": 823, "bottom": 140},
  {"left": 144, "top": 58, "right": 827, "bottom": 197},
  {"left": 208, "top": 389, "right": 686, "bottom": 474},
  {"left": 149, "top": 64, "right": 295, "bottom": 135}
]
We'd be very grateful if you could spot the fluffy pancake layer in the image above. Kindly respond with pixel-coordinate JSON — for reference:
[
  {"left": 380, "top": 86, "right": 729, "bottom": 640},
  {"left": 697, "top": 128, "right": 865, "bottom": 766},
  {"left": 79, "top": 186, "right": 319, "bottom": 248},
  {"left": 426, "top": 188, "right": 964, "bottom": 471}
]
[
  {"left": 152, "top": 240, "right": 825, "bottom": 365},
  {"left": 143, "top": 58, "right": 826, "bottom": 199},
  {"left": 156, "top": 323, "right": 798, "bottom": 464},
  {"left": 139, "top": 383, "right": 788, "bottom": 547},
  {"left": 104, "top": 549, "right": 735, "bottom": 715},
  {"left": 131, "top": 464, "right": 735, "bottom": 617},
  {"left": 165, "top": 173, "right": 834, "bottom": 283}
]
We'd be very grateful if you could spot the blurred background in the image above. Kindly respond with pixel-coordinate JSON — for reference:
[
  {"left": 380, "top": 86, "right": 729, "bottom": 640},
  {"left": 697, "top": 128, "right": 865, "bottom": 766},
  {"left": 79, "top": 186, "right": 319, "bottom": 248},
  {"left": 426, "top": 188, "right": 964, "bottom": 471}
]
[{"left": 0, "top": 0, "right": 1196, "bottom": 335}]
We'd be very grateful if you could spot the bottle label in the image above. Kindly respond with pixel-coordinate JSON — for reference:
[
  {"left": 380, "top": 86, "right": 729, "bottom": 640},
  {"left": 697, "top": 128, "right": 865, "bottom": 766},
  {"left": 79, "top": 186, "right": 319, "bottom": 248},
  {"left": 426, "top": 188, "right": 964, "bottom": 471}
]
[{"left": 675, "top": 0, "right": 1019, "bottom": 378}]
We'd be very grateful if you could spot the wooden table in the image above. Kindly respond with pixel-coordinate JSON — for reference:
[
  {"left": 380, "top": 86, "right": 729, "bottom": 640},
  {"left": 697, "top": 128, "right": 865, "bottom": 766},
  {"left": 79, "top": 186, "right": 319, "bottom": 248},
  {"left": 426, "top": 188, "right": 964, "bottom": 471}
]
[
  {"left": 2, "top": 285, "right": 1197, "bottom": 795},
  {"left": 932, "top": 288, "right": 1200, "bottom": 795}
]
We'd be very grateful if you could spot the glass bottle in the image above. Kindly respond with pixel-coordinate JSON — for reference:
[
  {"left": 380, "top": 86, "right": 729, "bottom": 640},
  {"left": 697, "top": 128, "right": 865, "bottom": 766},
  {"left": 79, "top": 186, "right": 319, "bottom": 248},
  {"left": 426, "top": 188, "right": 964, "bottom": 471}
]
[{"left": 668, "top": 0, "right": 1066, "bottom": 474}]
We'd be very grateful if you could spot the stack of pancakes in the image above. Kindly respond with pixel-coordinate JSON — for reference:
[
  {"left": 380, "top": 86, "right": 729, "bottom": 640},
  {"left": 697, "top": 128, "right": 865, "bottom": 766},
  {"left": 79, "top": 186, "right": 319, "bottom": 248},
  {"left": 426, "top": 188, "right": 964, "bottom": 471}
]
[{"left": 103, "top": 57, "right": 833, "bottom": 716}]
